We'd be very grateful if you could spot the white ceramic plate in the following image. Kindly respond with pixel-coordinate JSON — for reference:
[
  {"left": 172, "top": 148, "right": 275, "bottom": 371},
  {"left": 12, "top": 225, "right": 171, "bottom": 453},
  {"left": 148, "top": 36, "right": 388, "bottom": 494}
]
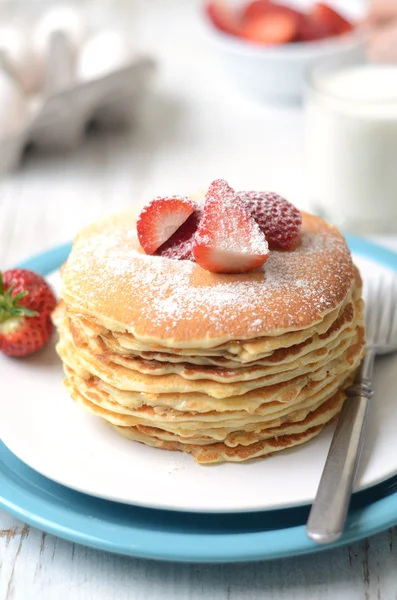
[{"left": 1, "top": 253, "right": 397, "bottom": 513}]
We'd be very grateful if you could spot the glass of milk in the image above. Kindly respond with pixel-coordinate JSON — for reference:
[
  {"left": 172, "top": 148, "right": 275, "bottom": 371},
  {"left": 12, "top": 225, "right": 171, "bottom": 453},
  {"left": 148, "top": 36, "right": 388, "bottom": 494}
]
[{"left": 305, "top": 61, "right": 397, "bottom": 233}]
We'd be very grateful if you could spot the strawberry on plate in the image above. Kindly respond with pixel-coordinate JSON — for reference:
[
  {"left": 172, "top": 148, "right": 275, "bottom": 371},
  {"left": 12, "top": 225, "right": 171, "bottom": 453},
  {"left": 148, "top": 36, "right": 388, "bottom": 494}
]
[
  {"left": 206, "top": 1, "right": 243, "bottom": 36},
  {"left": 157, "top": 208, "right": 202, "bottom": 261},
  {"left": 240, "top": 191, "right": 302, "bottom": 250},
  {"left": 310, "top": 2, "right": 353, "bottom": 36},
  {"left": 137, "top": 196, "right": 197, "bottom": 255},
  {"left": 0, "top": 269, "right": 57, "bottom": 357},
  {"left": 193, "top": 179, "right": 269, "bottom": 274}
]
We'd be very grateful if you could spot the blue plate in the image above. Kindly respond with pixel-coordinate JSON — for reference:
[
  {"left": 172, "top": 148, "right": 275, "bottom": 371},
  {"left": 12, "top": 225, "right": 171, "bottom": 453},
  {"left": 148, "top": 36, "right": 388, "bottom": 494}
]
[
  {"left": 0, "top": 237, "right": 397, "bottom": 563},
  {"left": 3, "top": 441, "right": 397, "bottom": 562}
]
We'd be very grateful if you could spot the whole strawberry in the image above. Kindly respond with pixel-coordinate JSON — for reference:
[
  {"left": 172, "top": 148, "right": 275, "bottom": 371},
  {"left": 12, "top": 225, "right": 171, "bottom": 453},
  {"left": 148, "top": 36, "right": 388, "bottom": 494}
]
[
  {"left": 0, "top": 269, "right": 57, "bottom": 357},
  {"left": 240, "top": 191, "right": 302, "bottom": 250}
]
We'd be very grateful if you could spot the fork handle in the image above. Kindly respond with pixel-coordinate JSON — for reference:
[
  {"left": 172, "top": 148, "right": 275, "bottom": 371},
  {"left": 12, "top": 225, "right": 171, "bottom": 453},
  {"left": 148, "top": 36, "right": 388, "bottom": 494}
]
[{"left": 306, "top": 353, "right": 375, "bottom": 544}]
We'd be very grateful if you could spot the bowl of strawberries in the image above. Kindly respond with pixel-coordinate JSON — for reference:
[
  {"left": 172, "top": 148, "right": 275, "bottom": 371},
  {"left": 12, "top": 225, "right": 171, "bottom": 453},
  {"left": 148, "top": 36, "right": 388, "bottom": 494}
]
[{"left": 203, "top": 0, "right": 365, "bottom": 103}]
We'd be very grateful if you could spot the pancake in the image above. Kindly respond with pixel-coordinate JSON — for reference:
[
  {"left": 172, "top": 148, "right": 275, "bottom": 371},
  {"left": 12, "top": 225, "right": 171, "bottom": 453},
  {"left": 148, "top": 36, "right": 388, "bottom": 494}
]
[
  {"left": 65, "top": 367, "right": 355, "bottom": 433},
  {"left": 54, "top": 209, "right": 366, "bottom": 464},
  {"left": 65, "top": 289, "right": 348, "bottom": 359},
  {"left": 65, "top": 287, "right": 363, "bottom": 369},
  {"left": 62, "top": 294, "right": 361, "bottom": 382},
  {"left": 57, "top": 325, "right": 362, "bottom": 397},
  {"left": 62, "top": 268, "right": 362, "bottom": 364},
  {"left": 110, "top": 388, "right": 347, "bottom": 464},
  {"left": 60, "top": 212, "right": 355, "bottom": 348}
]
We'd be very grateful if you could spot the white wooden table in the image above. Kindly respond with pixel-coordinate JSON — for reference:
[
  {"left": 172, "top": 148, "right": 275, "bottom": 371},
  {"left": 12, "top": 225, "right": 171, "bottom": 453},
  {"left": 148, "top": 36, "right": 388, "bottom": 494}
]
[{"left": 2, "top": 0, "right": 397, "bottom": 598}]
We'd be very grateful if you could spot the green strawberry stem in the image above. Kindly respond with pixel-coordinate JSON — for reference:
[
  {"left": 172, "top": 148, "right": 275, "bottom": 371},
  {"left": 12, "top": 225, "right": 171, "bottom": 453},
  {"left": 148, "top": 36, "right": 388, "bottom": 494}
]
[{"left": 0, "top": 272, "right": 38, "bottom": 324}]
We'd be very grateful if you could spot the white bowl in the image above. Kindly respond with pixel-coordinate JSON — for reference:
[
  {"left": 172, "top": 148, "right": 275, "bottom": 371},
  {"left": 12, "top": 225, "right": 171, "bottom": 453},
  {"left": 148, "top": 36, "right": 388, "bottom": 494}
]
[{"left": 203, "top": 0, "right": 366, "bottom": 104}]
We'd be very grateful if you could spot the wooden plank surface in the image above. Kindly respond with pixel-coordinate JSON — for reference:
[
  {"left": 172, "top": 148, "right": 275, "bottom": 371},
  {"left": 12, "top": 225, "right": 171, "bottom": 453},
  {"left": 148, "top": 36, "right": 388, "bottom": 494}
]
[{"left": 2, "top": 508, "right": 397, "bottom": 600}]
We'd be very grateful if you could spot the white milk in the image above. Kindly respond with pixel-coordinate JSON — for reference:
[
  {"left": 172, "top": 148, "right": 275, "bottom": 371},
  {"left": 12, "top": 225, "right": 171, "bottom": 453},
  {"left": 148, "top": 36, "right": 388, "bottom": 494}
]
[{"left": 306, "top": 64, "right": 397, "bottom": 233}]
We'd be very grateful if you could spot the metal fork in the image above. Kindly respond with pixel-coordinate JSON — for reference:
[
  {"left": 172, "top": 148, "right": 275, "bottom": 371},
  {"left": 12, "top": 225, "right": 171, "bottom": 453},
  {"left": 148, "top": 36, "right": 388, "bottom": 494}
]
[{"left": 306, "top": 276, "right": 397, "bottom": 544}]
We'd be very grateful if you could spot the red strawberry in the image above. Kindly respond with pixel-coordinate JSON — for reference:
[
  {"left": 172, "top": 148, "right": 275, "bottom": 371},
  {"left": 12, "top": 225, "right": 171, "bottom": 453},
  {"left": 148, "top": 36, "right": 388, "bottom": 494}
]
[
  {"left": 0, "top": 269, "right": 57, "bottom": 357},
  {"left": 193, "top": 180, "right": 269, "bottom": 274},
  {"left": 243, "top": 0, "right": 271, "bottom": 22},
  {"left": 242, "top": 10, "right": 299, "bottom": 44},
  {"left": 297, "top": 15, "right": 330, "bottom": 42},
  {"left": 240, "top": 191, "right": 302, "bottom": 250},
  {"left": 137, "top": 196, "right": 197, "bottom": 255},
  {"left": 206, "top": 1, "right": 243, "bottom": 37},
  {"left": 310, "top": 3, "right": 353, "bottom": 36},
  {"left": 157, "top": 208, "right": 202, "bottom": 261}
]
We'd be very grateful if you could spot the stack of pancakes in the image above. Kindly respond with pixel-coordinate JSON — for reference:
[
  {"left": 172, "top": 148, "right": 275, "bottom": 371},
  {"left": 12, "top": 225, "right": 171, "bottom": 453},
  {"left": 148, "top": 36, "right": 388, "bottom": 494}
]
[{"left": 54, "top": 212, "right": 365, "bottom": 464}]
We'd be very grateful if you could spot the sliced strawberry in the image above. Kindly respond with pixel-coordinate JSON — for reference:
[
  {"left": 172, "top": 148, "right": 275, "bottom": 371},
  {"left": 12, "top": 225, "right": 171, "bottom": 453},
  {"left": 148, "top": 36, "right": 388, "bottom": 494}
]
[
  {"left": 240, "top": 191, "right": 302, "bottom": 250},
  {"left": 0, "top": 269, "right": 57, "bottom": 357},
  {"left": 242, "top": 0, "right": 271, "bottom": 22},
  {"left": 137, "top": 196, "right": 197, "bottom": 255},
  {"left": 297, "top": 15, "right": 330, "bottom": 41},
  {"left": 193, "top": 180, "right": 269, "bottom": 274},
  {"left": 311, "top": 3, "right": 353, "bottom": 36},
  {"left": 157, "top": 208, "right": 202, "bottom": 261},
  {"left": 242, "top": 9, "right": 299, "bottom": 44},
  {"left": 206, "top": 1, "right": 243, "bottom": 37}
]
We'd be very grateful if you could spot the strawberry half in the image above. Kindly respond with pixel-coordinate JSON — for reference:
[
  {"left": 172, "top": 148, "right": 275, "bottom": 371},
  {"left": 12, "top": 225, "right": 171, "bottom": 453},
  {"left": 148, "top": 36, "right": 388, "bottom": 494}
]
[
  {"left": 137, "top": 196, "right": 197, "bottom": 255},
  {"left": 157, "top": 208, "right": 202, "bottom": 261},
  {"left": 240, "top": 191, "right": 302, "bottom": 250},
  {"left": 193, "top": 179, "right": 269, "bottom": 274},
  {"left": 0, "top": 269, "right": 57, "bottom": 357},
  {"left": 310, "top": 3, "right": 353, "bottom": 36},
  {"left": 242, "top": 7, "right": 300, "bottom": 44},
  {"left": 206, "top": 1, "right": 243, "bottom": 37},
  {"left": 242, "top": 0, "right": 271, "bottom": 22},
  {"left": 297, "top": 15, "right": 330, "bottom": 42}
]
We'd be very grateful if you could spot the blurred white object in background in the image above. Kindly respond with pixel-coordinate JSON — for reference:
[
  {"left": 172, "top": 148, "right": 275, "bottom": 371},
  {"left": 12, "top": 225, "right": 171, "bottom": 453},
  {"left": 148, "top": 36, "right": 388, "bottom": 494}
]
[
  {"left": 0, "top": 3, "right": 155, "bottom": 172},
  {"left": 77, "top": 30, "right": 133, "bottom": 82},
  {"left": 0, "top": 69, "right": 28, "bottom": 136},
  {"left": 0, "top": 24, "right": 42, "bottom": 94},
  {"left": 31, "top": 5, "right": 88, "bottom": 96},
  {"left": 33, "top": 4, "right": 88, "bottom": 60},
  {"left": 306, "top": 62, "right": 397, "bottom": 233}
]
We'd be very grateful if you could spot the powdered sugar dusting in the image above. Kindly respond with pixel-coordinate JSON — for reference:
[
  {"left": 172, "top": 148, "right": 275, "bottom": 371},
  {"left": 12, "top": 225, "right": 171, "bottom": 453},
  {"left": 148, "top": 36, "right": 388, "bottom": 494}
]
[{"left": 62, "top": 213, "right": 354, "bottom": 343}]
